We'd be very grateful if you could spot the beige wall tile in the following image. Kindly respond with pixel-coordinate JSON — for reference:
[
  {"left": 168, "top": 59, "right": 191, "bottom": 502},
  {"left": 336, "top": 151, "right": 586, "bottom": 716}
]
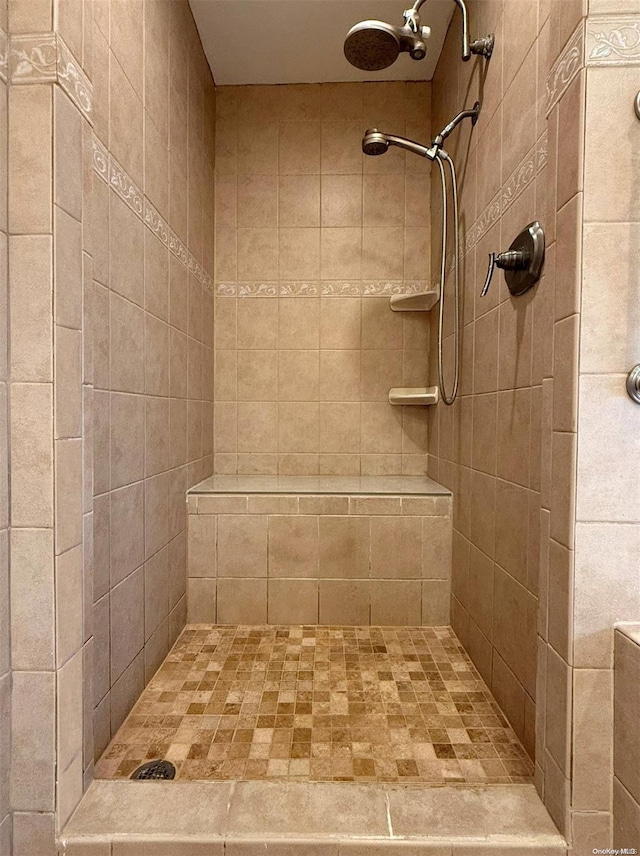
[
  {"left": 370, "top": 516, "right": 422, "bottom": 579},
  {"left": 319, "top": 580, "right": 370, "bottom": 624},
  {"left": 9, "top": 85, "right": 52, "bottom": 234},
  {"left": 268, "top": 579, "right": 319, "bottom": 624},
  {"left": 10, "top": 529, "right": 55, "bottom": 671},
  {"left": 573, "top": 668, "right": 613, "bottom": 811},
  {"left": 615, "top": 632, "right": 640, "bottom": 807},
  {"left": 217, "top": 578, "right": 267, "bottom": 624},
  {"left": 218, "top": 515, "right": 267, "bottom": 577},
  {"left": 421, "top": 580, "right": 450, "bottom": 625},
  {"left": 318, "top": 516, "right": 369, "bottom": 579},
  {"left": 370, "top": 580, "right": 421, "bottom": 625},
  {"left": 11, "top": 671, "right": 55, "bottom": 811},
  {"left": 11, "top": 383, "right": 53, "bottom": 528},
  {"left": 268, "top": 515, "right": 319, "bottom": 578},
  {"left": 9, "top": 235, "right": 53, "bottom": 382}
]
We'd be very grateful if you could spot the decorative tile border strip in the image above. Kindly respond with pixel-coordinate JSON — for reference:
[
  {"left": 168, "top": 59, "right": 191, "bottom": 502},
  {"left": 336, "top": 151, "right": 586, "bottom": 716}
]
[
  {"left": 0, "top": 28, "right": 8, "bottom": 83},
  {"left": 546, "top": 21, "right": 585, "bottom": 115},
  {"left": 586, "top": 16, "right": 640, "bottom": 66},
  {"left": 463, "top": 131, "right": 548, "bottom": 254},
  {"left": 92, "top": 135, "right": 214, "bottom": 296},
  {"left": 9, "top": 32, "right": 93, "bottom": 123},
  {"left": 216, "top": 280, "right": 429, "bottom": 298}
]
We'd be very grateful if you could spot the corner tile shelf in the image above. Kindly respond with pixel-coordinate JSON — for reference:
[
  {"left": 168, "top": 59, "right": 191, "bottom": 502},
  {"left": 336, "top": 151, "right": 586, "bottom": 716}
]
[
  {"left": 389, "top": 290, "right": 439, "bottom": 311},
  {"left": 389, "top": 387, "right": 439, "bottom": 406}
]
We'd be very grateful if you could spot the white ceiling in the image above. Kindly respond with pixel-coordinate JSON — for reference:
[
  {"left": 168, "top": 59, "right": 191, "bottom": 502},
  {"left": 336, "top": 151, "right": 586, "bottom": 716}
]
[{"left": 189, "top": 0, "right": 455, "bottom": 85}]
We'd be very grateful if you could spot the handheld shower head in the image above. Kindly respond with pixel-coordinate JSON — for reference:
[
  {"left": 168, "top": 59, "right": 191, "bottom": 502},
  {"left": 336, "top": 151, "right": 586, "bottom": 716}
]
[
  {"left": 362, "top": 128, "right": 437, "bottom": 160},
  {"left": 362, "top": 129, "right": 390, "bottom": 156},
  {"left": 344, "top": 15, "right": 430, "bottom": 71}
]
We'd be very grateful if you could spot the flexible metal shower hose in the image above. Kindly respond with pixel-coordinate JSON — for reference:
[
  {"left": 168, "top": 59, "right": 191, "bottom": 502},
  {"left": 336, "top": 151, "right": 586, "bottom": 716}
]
[{"left": 434, "top": 151, "right": 460, "bottom": 406}]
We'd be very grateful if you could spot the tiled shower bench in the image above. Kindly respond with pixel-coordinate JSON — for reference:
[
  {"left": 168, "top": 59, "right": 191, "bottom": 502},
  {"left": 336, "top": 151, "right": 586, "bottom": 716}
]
[{"left": 186, "top": 475, "right": 453, "bottom": 626}]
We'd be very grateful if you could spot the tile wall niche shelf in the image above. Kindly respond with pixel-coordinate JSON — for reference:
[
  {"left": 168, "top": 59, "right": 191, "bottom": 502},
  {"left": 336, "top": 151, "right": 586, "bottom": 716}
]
[
  {"left": 389, "top": 387, "right": 439, "bottom": 406},
  {"left": 389, "top": 290, "right": 439, "bottom": 311}
]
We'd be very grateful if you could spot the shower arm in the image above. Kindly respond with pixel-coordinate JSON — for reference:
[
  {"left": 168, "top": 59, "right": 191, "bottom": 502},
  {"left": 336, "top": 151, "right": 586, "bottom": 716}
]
[
  {"left": 432, "top": 101, "right": 480, "bottom": 149},
  {"left": 406, "top": 0, "right": 494, "bottom": 61}
]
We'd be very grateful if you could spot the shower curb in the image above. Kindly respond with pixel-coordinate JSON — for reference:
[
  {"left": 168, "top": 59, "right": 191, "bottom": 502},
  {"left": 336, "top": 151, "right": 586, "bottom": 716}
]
[{"left": 59, "top": 781, "right": 567, "bottom": 855}]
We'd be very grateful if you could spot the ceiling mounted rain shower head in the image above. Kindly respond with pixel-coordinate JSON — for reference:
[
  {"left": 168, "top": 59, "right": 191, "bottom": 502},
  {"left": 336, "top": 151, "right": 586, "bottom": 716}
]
[
  {"left": 344, "top": 0, "right": 493, "bottom": 71},
  {"left": 344, "top": 13, "right": 430, "bottom": 71}
]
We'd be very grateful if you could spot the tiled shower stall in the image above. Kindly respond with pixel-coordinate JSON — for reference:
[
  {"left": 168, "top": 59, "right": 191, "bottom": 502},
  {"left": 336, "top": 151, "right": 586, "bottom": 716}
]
[{"left": 0, "top": 0, "right": 638, "bottom": 853}]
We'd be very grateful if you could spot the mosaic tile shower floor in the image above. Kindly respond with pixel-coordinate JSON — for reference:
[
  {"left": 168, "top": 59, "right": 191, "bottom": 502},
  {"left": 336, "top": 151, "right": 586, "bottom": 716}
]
[{"left": 96, "top": 625, "right": 534, "bottom": 785}]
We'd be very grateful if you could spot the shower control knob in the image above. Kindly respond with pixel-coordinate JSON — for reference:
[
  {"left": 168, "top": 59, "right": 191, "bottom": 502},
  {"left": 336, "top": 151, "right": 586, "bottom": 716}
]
[{"left": 481, "top": 221, "right": 545, "bottom": 298}]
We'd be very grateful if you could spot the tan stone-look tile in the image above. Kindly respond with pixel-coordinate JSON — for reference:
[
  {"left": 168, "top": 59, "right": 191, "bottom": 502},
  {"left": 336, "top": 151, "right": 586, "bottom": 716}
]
[
  {"left": 10, "top": 528, "right": 55, "bottom": 671},
  {"left": 11, "top": 671, "right": 55, "bottom": 812},
  {"left": 545, "top": 646, "right": 572, "bottom": 777},
  {"left": 318, "top": 516, "right": 369, "bottom": 579},
  {"left": 268, "top": 515, "right": 319, "bottom": 578},
  {"left": 9, "top": 85, "right": 52, "bottom": 234},
  {"left": 217, "top": 515, "right": 267, "bottom": 578},
  {"left": 573, "top": 668, "right": 613, "bottom": 811},
  {"left": 10, "top": 383, "right": 53, "bottom": 528},
  {"left": 217, "top": 578, "right": 267, "bottom": 624},
  {"left": 319, "top": 580, "right": 370, "bottom": 624},
  {"left": 9, "top": 235, "right": 53, "bottom": 383},
  {"left": 370, "top": 516, "right": 422, "bottom": 579},
  {"left": 268, "top": 578, "right": 319, "bottom": 624}
]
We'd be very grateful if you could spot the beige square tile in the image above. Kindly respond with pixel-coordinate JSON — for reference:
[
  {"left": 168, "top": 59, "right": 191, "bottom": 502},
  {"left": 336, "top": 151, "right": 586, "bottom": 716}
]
[
  {"left": 110, "top": 393, "right": 145, "bottom": 489},
  {"left": 236, "top": 298, "right": 278, "bottom": 350},
  {"left": 55, "top": 205, "right": 83, "bottom": 330},
  {"left": 319, "top": 580, "right": 370, "bottom": 624},
  {"left": 279, "top": 228, "right": 320, "bottom": 279},
  {"left": 217, "top": 577, "right": 267, "bottom": 624},
  {"left": 573, "top": 668, "right": 613, "bottom": 811},
  {"left": 422, "top": 516, "right": 452, "bottom": 580},
  {"left": 360, "top": 403, "right": 402, "bottom": 454},
  {"left": 237, "top": 174, "right": 278, "bottom": 227},
  {"left": 109, "top": 53, "right": 144, "bottom": 186},
  {"left": 279, "top": 175, "right": 320, "bottom": 227},
  {"left": 10, "top": 383, "right": 53, "bottom": 529},
  {"left": 110, "top": 193, "right": 144, "bottom": 306},
  {"left": 268, "top": 579, "right": 319, "bottom": 624},
  {"left": 320, "top": 299, "right": 361, "bottom": 349},
  {"left": 319, "top": 350, "right": 360, "bottom": 401},
  {"left": 363, "top": 175, "right": 405, "bottom": 228},
  {"left": 321, "top": 121, "right": 363, "bottom": 174},
  {"left": 361, "top": 228, "right": 404, "bottom": 279},
  {"left": 370, "top": 580, "right": 421, "bottom": 625},
  {"left": 278, "top": 351, "right": 319, "bottom": 401},
  {"left": 187, "top": 577, "right": 217, "bottom": 623},
  {"left": 54, "top": 86, "right": 83, "bottom": 221},
  {"left": 237, "top": 229, "right": 278, "bottom": 280},
  {"left": 55, "top": 544, "right": 83, "bottom": 668},
  {"left": 218, "top": 515, "right": 268, "bottom": 577},
  {"left": 370, "top": 516, "right": 422, "bottom": 579},
  {"left": 9, "top": 235, "right": 53, "bottom": 383},
  {"left": 11, "top": 671, "right": 55, "bottom": 811},
  {"left": 321, "top": 174, "right": 362, "bottom": 227},
  {"left": 320, "top": 228, "right": 361, "bottom": 280},
  {"left": 545, "top": 646, "right": 572, "bottom": 777},
  {"left": 421, "top": 580, "right": 451, "bottom": 625},
  {"left": 319, "top": 516, "right": 369, "bottom": 579},
  {"left": 9, "top": 85, "right": 52, "bottom": 234},
  {"left": 237, "top": 401, "right": 278, "bottom": 454},
  {"left": 10, "top": 529, "right": 54, "bottom": 671},
  {"left": 279, "top": 120, "right": 321, "bottom": 174},
  {"left": 278, "top": 402, "right": 319, "bottom": 453},
  {"left": 268, "top": 515, "right": 319, "bottom": 578},
  {"left": 279, "top": 298, "right": 320, "bottom": 349},
  {"left": 237, "top": 350, "right": 278, "bottom": 401},
  {"left": 319, "top": 402, "right": 360, "bottom": 454}
]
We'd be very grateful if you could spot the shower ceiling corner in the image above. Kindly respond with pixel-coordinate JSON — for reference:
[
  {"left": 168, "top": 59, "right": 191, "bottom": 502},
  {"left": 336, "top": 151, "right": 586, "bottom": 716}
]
[{"left": 189, "top": 0, "right": 455, "bottom": 85}]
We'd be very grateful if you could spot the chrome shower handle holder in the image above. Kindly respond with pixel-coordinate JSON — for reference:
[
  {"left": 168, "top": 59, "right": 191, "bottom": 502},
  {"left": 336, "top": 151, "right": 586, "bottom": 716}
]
[{"left": 481, "top": 221, "right": 545, "bottom": 298}]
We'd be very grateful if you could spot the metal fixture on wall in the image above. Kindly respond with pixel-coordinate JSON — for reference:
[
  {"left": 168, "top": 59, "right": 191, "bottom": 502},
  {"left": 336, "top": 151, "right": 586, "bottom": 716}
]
[
  {"left": 627, "top": 365, "right": 640, "bottom": 404},
  {"left": 634, "top": 91, "right": 640, "bottom": 121},
  {"left": 481, "top": 222, "right": 546, "bottom": 298},
  {"left": 344, "top": 0, "right": 494, "bottom": 71},
  {"left": 362, "top": 103, "right": 481, "bottom": 407}
]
